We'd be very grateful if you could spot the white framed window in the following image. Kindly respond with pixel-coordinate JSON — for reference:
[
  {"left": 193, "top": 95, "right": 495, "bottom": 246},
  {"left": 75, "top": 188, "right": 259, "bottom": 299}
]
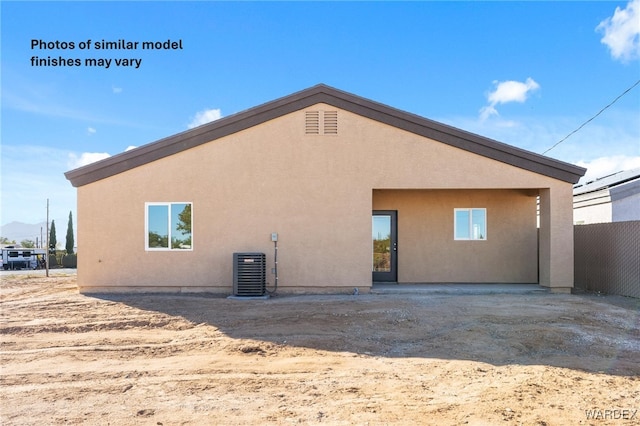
[
  {"left": 145, "top": 202, "right": 193, "bottom": 250},
  {"left": 454, "top": 208, "right": 486, "bottom": 240}
]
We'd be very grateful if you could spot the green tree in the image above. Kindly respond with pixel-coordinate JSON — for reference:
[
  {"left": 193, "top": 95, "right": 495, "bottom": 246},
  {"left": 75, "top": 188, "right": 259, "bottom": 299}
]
[
  {"left": 65, "top": 211, "right": 75, "bottom": 255},
  {"left": 175, "top": 204, "right": 192, "bottom": 248},
  {"left": 148, "top": 231, "right": 168, "bottom": 248},
  {"left": 20, "top": 239, "right": 35, "bottom": 248},
  {"left": 0, "top": 237, "right": 16, "bottom": 245},
  {"left": 176, "top": 204, "right": 192, "bottom": 234},
  {"left": 49, "top": 220, "right": 57, "bottom": 251}
]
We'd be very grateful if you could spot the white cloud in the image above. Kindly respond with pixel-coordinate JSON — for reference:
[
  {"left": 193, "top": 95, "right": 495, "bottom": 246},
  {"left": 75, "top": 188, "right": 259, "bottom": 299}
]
[
  {"left": 87, "top": 127, "right": 96, "bottom": 135},
  {"left": 187, "top": 108, "right": 222, "bottom": 129},
  {"left": 576, "top": 155, "right": 640, "bottom": 183},
  {"left": 480, "top": 78, "right": 540, "bottom": 121},
  {"left": 488, "top": 78, "right": 540, "bottom": 105},
  {"left": 479, "top": 105, "right": 499, "bottom": 121},
  {"left": 67, "top": 152, "right": 111, "bottom": 169},
  {"left": 112, "top": 85, "right": 123, "bottom": 94},
  {"left": 66, "top": 146, "right": 139, "bottom": 170},
  {"left": 596, "top": 0, "right": 640, "bottom": 62}
]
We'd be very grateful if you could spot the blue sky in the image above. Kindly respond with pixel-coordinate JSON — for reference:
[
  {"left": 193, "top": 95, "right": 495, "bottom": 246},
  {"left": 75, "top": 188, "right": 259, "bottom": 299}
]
[{"left": 2, "top": 1, "right": 639, "bottom": 236}]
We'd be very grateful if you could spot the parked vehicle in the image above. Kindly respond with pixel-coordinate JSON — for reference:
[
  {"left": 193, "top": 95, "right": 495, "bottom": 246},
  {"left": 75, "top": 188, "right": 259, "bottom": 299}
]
[{"left": 1, "top": 247, "right": 47, "bottom": 270}]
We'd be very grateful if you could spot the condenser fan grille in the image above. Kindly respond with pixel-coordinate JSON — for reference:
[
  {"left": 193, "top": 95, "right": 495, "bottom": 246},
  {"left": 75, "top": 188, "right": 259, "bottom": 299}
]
[{"left": 233, "top": 253, "right": 266, "bottom": 296}]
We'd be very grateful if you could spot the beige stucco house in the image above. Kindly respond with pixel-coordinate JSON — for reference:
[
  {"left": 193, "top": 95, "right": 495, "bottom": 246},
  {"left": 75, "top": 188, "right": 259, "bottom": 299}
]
[{"left": 65, "top": 84, "right": 586, "bottom": 294}]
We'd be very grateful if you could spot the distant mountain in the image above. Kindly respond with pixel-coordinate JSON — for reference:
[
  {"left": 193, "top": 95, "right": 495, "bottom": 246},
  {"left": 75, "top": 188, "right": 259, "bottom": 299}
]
[{"left": 1, "top": 221, "right": 48, "bottom": 245}]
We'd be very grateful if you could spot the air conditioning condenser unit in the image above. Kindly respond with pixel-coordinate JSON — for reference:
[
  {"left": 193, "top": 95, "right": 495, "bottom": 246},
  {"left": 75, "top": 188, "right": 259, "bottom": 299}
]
[{"left": 233, "top": 252, "right": 266, "bottom": 297}]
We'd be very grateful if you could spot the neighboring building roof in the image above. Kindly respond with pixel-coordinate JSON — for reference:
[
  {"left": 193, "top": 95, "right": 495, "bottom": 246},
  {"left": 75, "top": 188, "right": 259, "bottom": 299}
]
[
  {"left": 573, "top": 167, "right": 640, "bottom": 196},
  {"left": 65, "top": 84, "right": 586, "bottom": 187},
  {"left": 610, "top": 177, "right": 640, "bottom": 202}
]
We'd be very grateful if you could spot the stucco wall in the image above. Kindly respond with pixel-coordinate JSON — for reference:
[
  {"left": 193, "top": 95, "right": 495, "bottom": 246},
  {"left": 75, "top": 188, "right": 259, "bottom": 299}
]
[
  {"left": 76, "top": 104, "right": 573, "bottom": 293},
  {"left": 611, "top": 180, "right": 640, "bottom": 222},
  {"left": 373, "top": 189, "right": 538, "bottom": 283},
  {"left": 613, "top": 192, "right": 640, "bottom": 222}
]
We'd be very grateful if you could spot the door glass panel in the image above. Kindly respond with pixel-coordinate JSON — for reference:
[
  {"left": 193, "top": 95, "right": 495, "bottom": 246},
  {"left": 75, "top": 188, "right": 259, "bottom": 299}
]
[{"left": 372, "top": 215, "right": 391, "bottom": 272}]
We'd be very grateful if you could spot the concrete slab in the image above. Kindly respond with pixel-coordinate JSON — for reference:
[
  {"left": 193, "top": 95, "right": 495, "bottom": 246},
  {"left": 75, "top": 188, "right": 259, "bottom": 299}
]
[
  {"left": 227, "top": 294, "right": 271, "bottom": 300},
  {"left": 370, "top": 283, "right": 549, "bottom": 295}
]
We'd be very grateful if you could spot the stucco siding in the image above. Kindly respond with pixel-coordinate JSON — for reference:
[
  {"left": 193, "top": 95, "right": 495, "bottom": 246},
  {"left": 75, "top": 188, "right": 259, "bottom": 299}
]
[
  {"left": 373, "top": 189, "right": 538, "bottom": 283},
  {"left": 76, "top": 104, "right": 574, "bottom": 293},
  {"left": 611, "top": 179, "right": 640, "bottom": 222},
  {"left": 612, "top": 192, "right": 640, "bottom": 222}
]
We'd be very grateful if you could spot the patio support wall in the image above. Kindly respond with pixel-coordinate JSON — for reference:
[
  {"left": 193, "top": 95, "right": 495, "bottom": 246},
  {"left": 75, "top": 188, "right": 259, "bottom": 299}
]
[{"left": 538, "top": 187, "right": 575, "bottom": 293}]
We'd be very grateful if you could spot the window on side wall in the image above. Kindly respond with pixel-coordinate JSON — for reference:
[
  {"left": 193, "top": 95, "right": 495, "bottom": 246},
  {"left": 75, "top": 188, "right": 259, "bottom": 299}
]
[
  {"left": 145, "top": 202, "right": 193, "bottom": 250},
  {"left": 454, "top": 208, "right": 486, "bottom": 240}
]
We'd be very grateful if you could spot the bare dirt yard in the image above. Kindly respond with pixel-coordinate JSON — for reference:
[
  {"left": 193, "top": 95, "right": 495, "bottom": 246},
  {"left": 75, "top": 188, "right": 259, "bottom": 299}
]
[{"left": 1, "top": 273, "right": 639, "bottom": 425}]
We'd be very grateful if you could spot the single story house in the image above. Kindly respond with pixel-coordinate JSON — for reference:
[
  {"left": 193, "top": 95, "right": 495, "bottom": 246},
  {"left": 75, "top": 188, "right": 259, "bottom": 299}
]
[
  {"left": 65, "top": 84, "right": 586, "bottom": 294},
  {"left": 573, "top": 168, "right": 640, "bottom": 224}
]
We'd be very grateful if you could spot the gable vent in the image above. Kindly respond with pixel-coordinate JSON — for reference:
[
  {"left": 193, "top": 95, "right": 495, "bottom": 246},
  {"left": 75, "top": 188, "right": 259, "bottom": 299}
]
[
  {"left": 305, "top": 110, "right": 338, "bottom": 135},
  {"left": 305, "top": 111, "right": 320, "bottom": 134},
  {"left": 323, "top": 110, "right": 338, "bottom": 134}
]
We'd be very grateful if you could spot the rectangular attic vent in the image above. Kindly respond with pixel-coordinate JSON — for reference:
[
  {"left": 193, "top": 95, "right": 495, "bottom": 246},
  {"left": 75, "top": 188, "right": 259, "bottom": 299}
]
[
  {"left": 305, "top": 111, "right": 320, "bottom": 134},
  {"left": 305, "top": 110, "right": 337, "bottom": 135},
  {"left": 323, "top": 110, "right": 338, "bottom": 134}
]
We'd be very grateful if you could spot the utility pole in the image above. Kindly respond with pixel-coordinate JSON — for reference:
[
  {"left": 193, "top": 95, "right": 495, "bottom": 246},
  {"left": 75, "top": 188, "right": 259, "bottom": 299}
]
[{"left": 46, "top": 199, "right": 49, "bottom": 277}]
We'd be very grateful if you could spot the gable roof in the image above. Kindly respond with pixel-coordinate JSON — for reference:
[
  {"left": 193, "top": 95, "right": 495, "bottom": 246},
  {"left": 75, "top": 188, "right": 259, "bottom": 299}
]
[{"left": 65, "top": 84, "right": 586, "bottom": 187}]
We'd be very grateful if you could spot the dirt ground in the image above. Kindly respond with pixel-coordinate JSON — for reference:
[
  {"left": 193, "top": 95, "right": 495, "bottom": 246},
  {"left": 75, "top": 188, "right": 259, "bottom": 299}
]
[{"left": 1, "top": 273, "right": 639, "bottom": 425}]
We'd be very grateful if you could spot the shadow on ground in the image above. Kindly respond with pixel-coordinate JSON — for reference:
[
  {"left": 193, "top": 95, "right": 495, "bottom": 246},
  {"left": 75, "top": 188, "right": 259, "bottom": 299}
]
[{"left": 94, "top": 291, "right": 640, "bottom": 376}]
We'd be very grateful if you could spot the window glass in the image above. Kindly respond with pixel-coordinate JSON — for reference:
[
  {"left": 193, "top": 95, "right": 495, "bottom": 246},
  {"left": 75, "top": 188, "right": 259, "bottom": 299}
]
[
  {"left": 455, "top": 210, "right": 470, "bottom": 239},
  {"left": 148, "top": 205, "right": 169, "bottom": 248},
  {"left": 471, "top": 208, "right": 486, "bottom": 240},
  {"left": 455, "top": 208, "right": 486, "bottom": 240},
  {"left": 372, "top": 215, "right": 392, "bottom": 272},
  {"left": 171, "top": 203, "right": 192, "bottom": 249},
  {"left": 146, "top": 203, "right": 192, "bottom": 250}
]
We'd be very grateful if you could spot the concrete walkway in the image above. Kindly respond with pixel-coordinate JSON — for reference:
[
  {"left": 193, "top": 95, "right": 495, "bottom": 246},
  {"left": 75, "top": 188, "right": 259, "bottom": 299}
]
[{"left": 371, "top": 283, "right": 549, "bottom": 295}]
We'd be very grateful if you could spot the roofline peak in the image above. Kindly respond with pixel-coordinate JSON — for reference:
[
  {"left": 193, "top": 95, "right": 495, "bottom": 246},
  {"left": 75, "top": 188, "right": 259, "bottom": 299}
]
[{"left": 65, "top": 84, "right": 586, "bottom": 187}]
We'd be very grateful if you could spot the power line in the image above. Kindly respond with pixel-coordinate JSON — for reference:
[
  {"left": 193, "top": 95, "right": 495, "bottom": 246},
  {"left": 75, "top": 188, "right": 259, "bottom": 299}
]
[{"left": 542, "top": 79, "right": 640, "bottom": 155}]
